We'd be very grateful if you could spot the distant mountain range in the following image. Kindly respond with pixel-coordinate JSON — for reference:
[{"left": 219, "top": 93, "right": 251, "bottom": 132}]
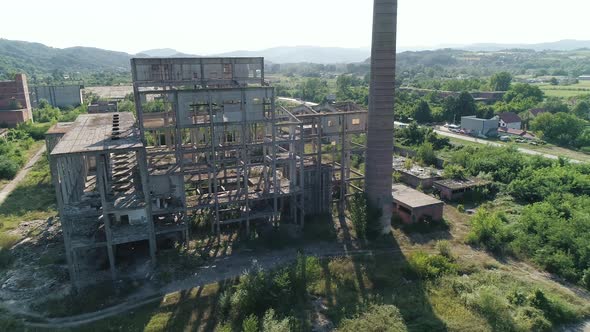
[
  {"left": 446, "top": 39, "right": 590, "bottom": 52},
  {"left": 137, "top": 46, "right": 371, "bottom": 64},
  {"left": 2, "top": 38, "right": 590, "bottom": 78}
]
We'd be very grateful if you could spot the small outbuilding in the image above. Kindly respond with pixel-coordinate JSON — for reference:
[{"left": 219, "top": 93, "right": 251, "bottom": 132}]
[
  {"left": 392, "top": 156, "right": 443, "bottom": 189},
  {"left": 392, "top": 184, "right": 444, "bottom": 224},
  {"left": 433, "top": 178, "right": 491, "bottom": 201}
]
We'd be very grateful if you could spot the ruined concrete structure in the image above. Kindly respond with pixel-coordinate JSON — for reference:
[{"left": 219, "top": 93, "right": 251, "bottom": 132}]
[
  {"left": 48, "top": 57, "right": 367, "bottom": 288},
  {"left": 0, "top": 74, "right": 33, "bottom": 127},
  {"left": 30, "top": 84, "right": 84, "bottom": 108},
  {"left": 88, "top": 100, "right": 118, "bottom": 114},
  {"left": 365, "top": 0, "right": 398, "bottom": 231}
]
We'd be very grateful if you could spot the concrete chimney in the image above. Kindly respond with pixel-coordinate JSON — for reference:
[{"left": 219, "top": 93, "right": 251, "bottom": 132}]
[{"left": 365, "top": 0, "right": 397, "bottom": 233}]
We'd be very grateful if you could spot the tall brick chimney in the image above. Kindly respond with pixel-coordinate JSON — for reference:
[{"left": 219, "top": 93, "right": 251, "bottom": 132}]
[{"left": 365, "top": 0, "right": 397, "bottom": 232}]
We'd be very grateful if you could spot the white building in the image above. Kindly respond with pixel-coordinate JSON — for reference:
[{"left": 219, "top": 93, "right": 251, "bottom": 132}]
[{"left": 498, "top": 112, "right": 522, "bottom": 130}]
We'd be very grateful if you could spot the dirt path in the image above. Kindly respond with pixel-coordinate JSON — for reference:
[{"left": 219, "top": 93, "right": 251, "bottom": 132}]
[{"left": 0, "top": 145, "right": 46, "bottom": 205}]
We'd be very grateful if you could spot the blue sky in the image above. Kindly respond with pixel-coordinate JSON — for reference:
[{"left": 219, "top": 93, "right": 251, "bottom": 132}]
[{"left": 1, "top": 0, "right": 588, "bottom": 54}]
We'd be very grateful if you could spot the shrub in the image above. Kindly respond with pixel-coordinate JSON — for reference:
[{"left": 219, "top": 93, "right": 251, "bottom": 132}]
[
  {"left": 16, "top": 122, "right": 50, "bottom": 140},
  {"left": 466, "top": 209, "right": 511, "bottom": 253},
  {"left": 217, "top": 290, "right": 231, "bottom": 321},
  {"left": 349, "top": 193, "right": 368, "bottom": 240},
  {"left": 513, "top": 307, "right": 552, "bottom": 332},
  {"left": 338, "top": 304, "right": 408, "bottom": 332},
  {"left": 416, "top": 142, "right": 436, "bottom": 166},
  {"left": 242, "top": 314, "right": 259, "bottom": 332},
  {"left": 443, "top": 164, "right": 466, "bottom": 180},
  {"left": 528, "top": 289, "right": 580, "bottom": 324},
  {"left": 457, "top": 204, "right": 465, "bottom": 213},
  {"left": 227, "top": 255, "right": 320, "bottom": 324},
  {"left": 469, "top": 287, "right": 516, "bottom": 331},
  {"left": 407, "top": 252, "right": 457, "bottom": 280},
  {"left": 262, "top": 309, "right": 290, "bottom": 332},
  {"left": 215, "top": 323, "right": 232, "bottom": 332},
  {"left": 437, "top": 240, "right": 453, "bottom": 259},
  {"left": 0, "top": 156, "right": 19, "bottom": 179}
]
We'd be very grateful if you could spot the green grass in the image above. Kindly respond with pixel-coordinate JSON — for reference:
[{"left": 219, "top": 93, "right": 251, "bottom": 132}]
[
  {"left": 0, "top": 154, "right": 55, "bottom": 242},
  {"left": 536, "top": 81, "right": 590, "bottom": 98}
]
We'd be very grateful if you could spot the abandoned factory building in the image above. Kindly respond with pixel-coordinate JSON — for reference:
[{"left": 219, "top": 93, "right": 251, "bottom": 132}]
[{"left": 47, "top": 57, "right": 368, "bottom": 288}]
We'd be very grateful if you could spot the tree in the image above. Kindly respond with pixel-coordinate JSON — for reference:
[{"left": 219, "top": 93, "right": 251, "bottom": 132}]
[
  {"left": 490, "top": 72, "right": 512, "bottom": 91},
  {"left": 443, "top": 91, "right": 476, "bottom": 123},
  {"left": 296, "top": 78, "right": 329, "bottom": 103},
  {"left": 504, "top": 84, "right": 544, "bottom": 104},
  {"left": 417, "top": 142, "right": 436, "bottom": 166},
  {"left": 413, "top": 100, "right": 432, "bottom": 123},
  {"left": 531, "top": 112, "right": 586, "bottom": 146},
  {"left": 549, "top": 77, "right": 559, "bottom": 86},
  {"left": 543, "top": 97, "right": 569, "bottom": 114},
  {"left": 573, "top": 101, "right": 590, "bottom": 119}
]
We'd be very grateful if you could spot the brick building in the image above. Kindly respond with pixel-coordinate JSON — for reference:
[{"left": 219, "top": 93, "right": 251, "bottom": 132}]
[
  {"left": 392, "top": 184, "right": 444, "bottom": 224},
  {"left": 0, "top": 74, "right": 33, "bottom": 127}
]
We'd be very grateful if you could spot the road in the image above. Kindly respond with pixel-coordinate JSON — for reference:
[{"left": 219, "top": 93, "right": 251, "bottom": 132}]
[
  {"left": 434, "top": 129, "right": 583, "bottom": 163},
  {"left": 0, "top": 145, "right": 46, "bottom": 205}
]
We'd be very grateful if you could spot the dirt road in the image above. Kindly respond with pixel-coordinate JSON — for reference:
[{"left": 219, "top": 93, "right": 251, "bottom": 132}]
[
  {"left": 434, "top": 129, "right": 583, "bottom": 163},
  {"left": 0, "top": 145, "right": 46, "bottom": 205}
]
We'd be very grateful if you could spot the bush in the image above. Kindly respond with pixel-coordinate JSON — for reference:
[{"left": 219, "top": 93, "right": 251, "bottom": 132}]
[
  {"left": 416, "top": 142, "right": 436, "bottom": 166},
  {"left": 242, "top": 314, "right": 259, "bottom": 332},
  {"left": 349, "top": 193, "right": 368, "bottom": 240},
  {"left": 407, "top": 252, "right": 457, "bottom": 280},
  {"left": 512, "top": 195, "right": 590, "bottom": 284},
  {"left": 262, "top": 309, "right": 290, "bottom": 332},
  {"left": 338, "top": 304, "right": 408, "bottom": 332},
  {"left": 528, "top": 289, "right": 580, "bottom": 324},
  {"left": 443, "top": 164, "right": 466, "bottom": 180},
  {"left": 0, "top": 156, "right": 19, "bottom": 179},
  {"left": 16, "top": 122, "right": 50, "bottom": 140},
  {"left": 469, "top": 287, "right": 516, "bottom": 331},
  {"left": 437, "top": 240, "right": 453, "bottom": 259},
  {"left": 466, "top": 209, "right": 511, "bottom": 253},
  {"left": 456, "top": 204, "right": 465, "bottom": 213},
  {"left": 227, "top": 255, "right": 320, "bottom": 325}
]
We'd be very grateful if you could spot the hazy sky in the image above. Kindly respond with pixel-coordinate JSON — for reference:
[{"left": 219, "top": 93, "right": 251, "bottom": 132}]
[{"left": 2, "top": 0, "right": 589, "bottom": 54}]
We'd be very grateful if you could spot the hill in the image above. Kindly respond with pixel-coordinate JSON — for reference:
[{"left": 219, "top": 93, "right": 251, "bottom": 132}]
[
  {"left": 216, "top": 46, "right": 370, "bottom": 64},
  {"left": 0, "top": 39, "right": 130, "bottom": 79},
  {"left": 138, "top": 48, "right": 197, "bottom": 58},
  {"left": 445, "top": 39, "right": 590, "bottom": 52}
]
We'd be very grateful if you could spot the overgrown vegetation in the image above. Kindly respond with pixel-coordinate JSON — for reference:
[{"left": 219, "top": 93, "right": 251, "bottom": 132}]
[
  {"left": 0, "top": 122, "right": 48, "bottom": 180},
  {"left": 32, "top": 99, "right": 88, "bottom": 123},
  {"left": 80, "top": 252, "right": 589, "bottom": 332},
  {"left": 457, "top": 145, "right": 590, "bottom": 288},
  {"left": 348, "top": 192, "right": 382, "bottom": 241},
  {"left": 0, "top": 155, "right": 55, "bottom": 270}
]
